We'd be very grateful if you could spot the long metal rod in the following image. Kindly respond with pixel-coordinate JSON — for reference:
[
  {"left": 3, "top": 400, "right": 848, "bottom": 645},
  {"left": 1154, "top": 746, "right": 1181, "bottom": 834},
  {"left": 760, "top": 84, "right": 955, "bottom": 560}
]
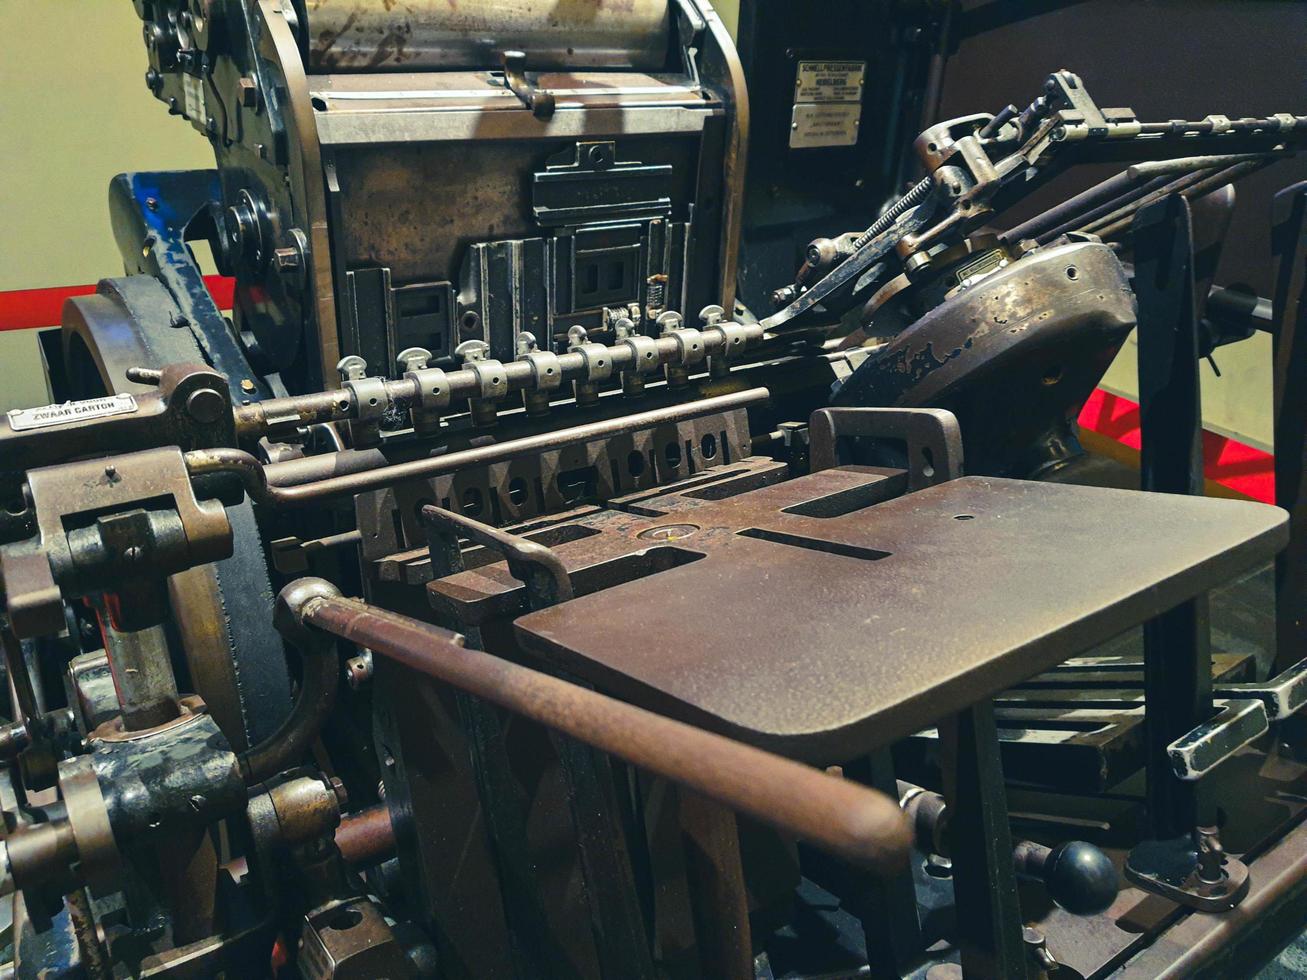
[
  {"left": 291, "top": 589, "right": 912, "bottom": 875},
  {"left": 1089, "top": 159, "right": 1268, "bottom": 241},
  {"left": 188, "top": 388, "right": 769, "bottom": 508}
]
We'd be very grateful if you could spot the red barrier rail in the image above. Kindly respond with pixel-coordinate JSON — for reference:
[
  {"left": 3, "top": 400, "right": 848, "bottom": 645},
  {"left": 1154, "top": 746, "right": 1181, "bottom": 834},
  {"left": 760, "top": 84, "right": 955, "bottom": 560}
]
[{"left": 0, "top": 277, "right": 235, "bottom": 332}]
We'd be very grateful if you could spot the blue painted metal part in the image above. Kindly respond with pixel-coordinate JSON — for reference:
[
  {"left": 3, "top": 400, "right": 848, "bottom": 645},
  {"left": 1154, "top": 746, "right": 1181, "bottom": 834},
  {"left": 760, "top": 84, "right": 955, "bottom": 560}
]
[
  {"left": 107, "top": 171, "right": 268, "bottom": 403},
  {"left": 15, "top": 895, "right": 81, "bottom": 979}
]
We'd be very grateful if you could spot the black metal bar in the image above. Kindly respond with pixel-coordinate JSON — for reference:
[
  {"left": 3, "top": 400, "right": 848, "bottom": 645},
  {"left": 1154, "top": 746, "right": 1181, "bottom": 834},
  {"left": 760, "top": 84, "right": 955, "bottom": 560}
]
[
  {"left": 1133, "top": 193, "right": 1214, "bottom": 838},
  {"left": 431, "top": 510, "right": 655, "bottom": 977},
  {"left": 551, "top": 720, "right": 657, "bottom": 980},
  {"left": 1273, "top": 182, "right": 1307, "bottom": 675},
  {"left": 422, "top": 521, "right": 571, "bottom": 979},
  {"left": 938, "top": 704, "right": 1029, "bottom": 980}
]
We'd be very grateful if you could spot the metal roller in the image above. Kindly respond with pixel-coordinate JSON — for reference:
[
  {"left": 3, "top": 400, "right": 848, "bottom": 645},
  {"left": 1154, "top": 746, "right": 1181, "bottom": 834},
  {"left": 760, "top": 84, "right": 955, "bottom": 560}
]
[{"left": 305, "top": 0, "right": 673, "bottom": 72}]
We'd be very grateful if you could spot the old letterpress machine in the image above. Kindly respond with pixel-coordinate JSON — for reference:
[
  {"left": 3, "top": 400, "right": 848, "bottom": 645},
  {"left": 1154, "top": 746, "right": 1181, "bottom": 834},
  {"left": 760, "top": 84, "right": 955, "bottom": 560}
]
[{"left": 2, "top": 1, "right": 1307, "bottom": 976}]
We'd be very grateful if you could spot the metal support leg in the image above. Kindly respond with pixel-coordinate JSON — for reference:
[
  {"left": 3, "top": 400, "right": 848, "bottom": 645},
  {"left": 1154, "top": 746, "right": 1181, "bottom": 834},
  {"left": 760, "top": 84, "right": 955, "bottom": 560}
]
[
  {"left": 1273, "top": 182, "right": 1307, "bottom": 675},
  {"left": 1142, "top": 601, "right": 1212, "bottom": 838},
  {"left": 938, "top": 704, "right": 1028, "bottom": 980},
  {"left": 844, "top": 751, "right": 923, "bottom": 977},
  {"left": 1126, "top": 193, "right": 1248, "bottom": 909},
  {"left": 1135, "top": 193, "right": 1209, "bottom": 840}
]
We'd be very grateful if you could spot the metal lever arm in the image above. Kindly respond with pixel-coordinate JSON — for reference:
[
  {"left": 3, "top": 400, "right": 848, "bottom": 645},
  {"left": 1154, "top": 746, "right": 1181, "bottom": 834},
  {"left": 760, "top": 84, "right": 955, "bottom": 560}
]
[
  {"left": 1215, "top": 655, "right": 1307, "bottom": 722},
  {"left": 422, "top": 505, "right": 573, "bottom": 607},
  {"left": 279, "top": 581, "right": 913, "bottom": 875},
  {"left": 1167, "top": 656, "right": 1307, "bottom": 782},
  {"left": 501, "top": 50, "right": 555, "bottom": 119}
]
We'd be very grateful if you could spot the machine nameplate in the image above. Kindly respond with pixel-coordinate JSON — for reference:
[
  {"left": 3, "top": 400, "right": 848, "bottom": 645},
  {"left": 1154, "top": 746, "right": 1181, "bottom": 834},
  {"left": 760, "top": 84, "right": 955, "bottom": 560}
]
[
  {"left": 794, "top": 61, "right": 866, "bottom": 104},
  {"left": 7, "top": 394, "right": 137, "bottom": 431},
  {"left": 790, "top": 102, "right": 862, "bottom": 149}
]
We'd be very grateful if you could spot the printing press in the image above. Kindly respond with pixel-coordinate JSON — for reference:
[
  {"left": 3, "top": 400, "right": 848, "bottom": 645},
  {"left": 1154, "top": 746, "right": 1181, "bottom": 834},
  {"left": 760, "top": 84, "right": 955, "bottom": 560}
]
[{"left": 3, "top": 0, "right": 1307, "bottom": 976}]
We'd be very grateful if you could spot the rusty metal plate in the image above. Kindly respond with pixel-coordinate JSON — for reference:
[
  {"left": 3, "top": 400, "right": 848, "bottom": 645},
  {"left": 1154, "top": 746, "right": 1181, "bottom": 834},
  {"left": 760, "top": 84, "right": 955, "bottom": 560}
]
[{"left": 512, "top": 474, "right": 1286, "bottom": 762}]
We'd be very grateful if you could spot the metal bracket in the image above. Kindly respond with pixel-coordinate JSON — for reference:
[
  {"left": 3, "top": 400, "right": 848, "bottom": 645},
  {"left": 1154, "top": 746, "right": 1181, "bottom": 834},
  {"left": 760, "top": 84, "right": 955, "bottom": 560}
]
[
  {"left": 1124, "top": 829, "right": 1250, "bottom": 913},
  {"left": 808, "top": 407, "right": 963, "bottom": 490}
]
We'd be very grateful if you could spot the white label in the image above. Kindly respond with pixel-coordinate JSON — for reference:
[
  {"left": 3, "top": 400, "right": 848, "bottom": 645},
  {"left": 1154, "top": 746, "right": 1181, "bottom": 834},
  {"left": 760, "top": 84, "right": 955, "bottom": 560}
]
[
  {"left": 183, "top": 72, "right": 205, "bottom": 122},
  {"left": 794, "top": 61, "right": 866, "bottom": 104},
  {"left": 7, "top": 394, "right": 137, "bottom": 432},
  {"left": 790, "top": 102, "right": 862, "bottom": 149}
]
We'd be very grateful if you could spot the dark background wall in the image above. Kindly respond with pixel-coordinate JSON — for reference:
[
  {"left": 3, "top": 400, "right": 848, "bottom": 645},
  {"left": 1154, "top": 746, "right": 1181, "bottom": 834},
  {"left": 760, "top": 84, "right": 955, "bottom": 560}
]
[{"left": 938, "top": 0, "right": 1307, "bottom": 295}]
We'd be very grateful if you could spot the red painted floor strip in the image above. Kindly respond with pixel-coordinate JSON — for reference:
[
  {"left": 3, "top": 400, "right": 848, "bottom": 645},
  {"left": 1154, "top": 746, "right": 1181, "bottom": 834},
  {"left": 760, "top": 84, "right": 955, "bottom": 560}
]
[{"left": 1078, "top": 388, "right": 1275, "bottom": 504}]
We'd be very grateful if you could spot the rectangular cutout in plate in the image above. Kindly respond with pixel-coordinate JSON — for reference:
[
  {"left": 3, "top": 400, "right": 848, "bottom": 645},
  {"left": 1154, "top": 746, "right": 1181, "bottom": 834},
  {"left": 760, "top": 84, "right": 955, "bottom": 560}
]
[
  {"left": 736, "top": 526, "right": 889, "bottom": 561},
  {"left": 781, "top": 475, "right": 904, "bottom": 518}
]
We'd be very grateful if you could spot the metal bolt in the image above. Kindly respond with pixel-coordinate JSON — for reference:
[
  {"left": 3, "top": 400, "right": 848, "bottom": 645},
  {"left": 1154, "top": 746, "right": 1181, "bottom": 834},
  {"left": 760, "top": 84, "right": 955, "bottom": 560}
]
[
  {"left": 240, "top": 378, "right": 256, "bottom": 393},
  {"left": 771, "top": 285, "right": 797, "bottom": 307},
  {"left": 237, "top": 75, "right": 259, "bottom": 109},
  {"left": 328, "top": 776, "right": 348, "bottom": 806},
  {"left": 515, "top": 332, "right": 539, "bottom": 357},
  {"left": 104, "top": 465, "right": 118, "bottom": 481},
  {"left": 655, "top": 310, "right": 683, "bottom": 335},
  {"left": 272, "top": 246, "right": 300, "bottom": 273},
  {"left": 345, "top": 650, "right": 374, "bottom": 690}
]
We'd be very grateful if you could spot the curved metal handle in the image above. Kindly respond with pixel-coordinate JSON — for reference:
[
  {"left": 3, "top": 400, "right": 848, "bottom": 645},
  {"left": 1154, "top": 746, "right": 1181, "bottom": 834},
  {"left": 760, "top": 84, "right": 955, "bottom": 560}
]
[{"left": 501, "top": 50, "right": 555, "bottom": 119}]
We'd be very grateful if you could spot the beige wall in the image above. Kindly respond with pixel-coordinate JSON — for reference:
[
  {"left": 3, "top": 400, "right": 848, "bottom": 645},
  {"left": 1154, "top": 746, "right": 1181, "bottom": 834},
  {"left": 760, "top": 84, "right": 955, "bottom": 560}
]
[
  {"left": 0, "top": 0, "right": 1273, "bottom": 454},
  {"left": 0, "top": 2, "right": 214, "bottom": 409}
]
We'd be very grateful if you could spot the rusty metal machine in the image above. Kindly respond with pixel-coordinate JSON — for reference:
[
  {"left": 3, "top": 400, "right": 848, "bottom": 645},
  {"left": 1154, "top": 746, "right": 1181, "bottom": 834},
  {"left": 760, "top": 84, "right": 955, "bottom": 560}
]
[{"left": 3, "top": 1, "right": 1307, "bottom": 977}]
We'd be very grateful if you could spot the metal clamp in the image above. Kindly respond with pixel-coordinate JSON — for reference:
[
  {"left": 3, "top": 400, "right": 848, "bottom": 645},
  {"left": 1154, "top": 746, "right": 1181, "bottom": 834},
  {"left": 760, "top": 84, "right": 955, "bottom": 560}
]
[
  {"left": 621, "top": 334, "right": 661, "bottom": 375},
  {"left": 467, "top": 359, "right": 509, "bottom": 401},
  {"left": 522, "top": 350, "right": 563, "bottom": 392},
  {"left": 668, "top": 327, "right": 706, "bottom": 366},
  {"left": 344, "top": 377, "right": 390, "bottom": 423},
  {"left": 571, "top": 342, "right": 614, "bottom": 383},
  {"left": 408, "top": 366, "right": 452, "bottom": 411}
]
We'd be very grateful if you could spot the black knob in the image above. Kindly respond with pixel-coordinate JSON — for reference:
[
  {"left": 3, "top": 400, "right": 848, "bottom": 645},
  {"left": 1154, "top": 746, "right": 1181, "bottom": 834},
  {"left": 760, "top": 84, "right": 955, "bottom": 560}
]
[{"left": 1014, "top": 839, "right": 1118, "bottom": 916}]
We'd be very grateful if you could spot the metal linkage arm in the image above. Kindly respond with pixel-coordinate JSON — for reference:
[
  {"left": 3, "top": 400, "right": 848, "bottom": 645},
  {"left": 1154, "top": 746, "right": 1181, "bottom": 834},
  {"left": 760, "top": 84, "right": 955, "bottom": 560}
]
[
  {"left": 276, "top": 581, "right": 913, "bottom": 875},
  {"left": 185, "top": 388, "right": 769, "bottom": 508},
  {"left": 762, "top": 69, "right": 1305, "bottom": 337}
]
